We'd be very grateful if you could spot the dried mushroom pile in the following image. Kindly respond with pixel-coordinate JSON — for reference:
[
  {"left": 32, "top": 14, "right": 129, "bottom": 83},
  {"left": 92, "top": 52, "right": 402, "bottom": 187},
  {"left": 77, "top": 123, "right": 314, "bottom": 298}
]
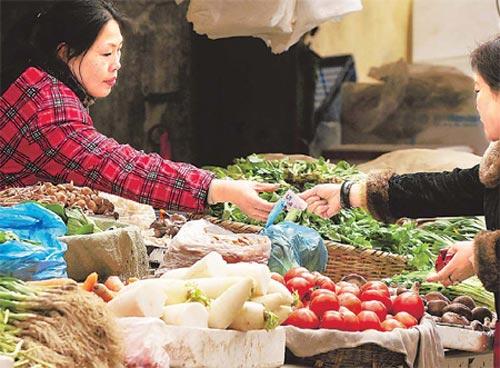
[
  {"left": 150, "top": 210, "right": 187, "bottom": 238},
  {"left": 0, "top": 182, "right": 115, "bottom": 216}
]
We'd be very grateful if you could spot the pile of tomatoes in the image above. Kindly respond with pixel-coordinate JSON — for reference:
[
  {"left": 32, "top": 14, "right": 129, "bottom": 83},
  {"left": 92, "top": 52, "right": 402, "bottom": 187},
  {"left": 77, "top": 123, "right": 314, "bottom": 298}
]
[{"left": 274, "top": 267, "right": 424, "bottom": 332}]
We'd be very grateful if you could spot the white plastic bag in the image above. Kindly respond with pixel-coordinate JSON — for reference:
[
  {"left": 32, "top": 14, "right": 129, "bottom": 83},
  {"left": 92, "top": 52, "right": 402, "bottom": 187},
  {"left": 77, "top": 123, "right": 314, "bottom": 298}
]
[
  {"left": 159, "top": 220, "right": 271, "bottom": 270},
  {"left": 181, "top": 0, "right": 362, "bottom": 53},
  {"left": 187, "top": 0, "right": 295, "bottom": 38},
  {"left": 118, "top": 317, "right": 171, "bottom": 368}
]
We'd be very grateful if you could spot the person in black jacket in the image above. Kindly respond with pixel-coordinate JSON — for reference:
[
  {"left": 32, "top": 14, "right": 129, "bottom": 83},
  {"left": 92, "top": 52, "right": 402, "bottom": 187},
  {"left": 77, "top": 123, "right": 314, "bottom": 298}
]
[{"left": 301, "top": 34, "right": 500, "bottom": 363}]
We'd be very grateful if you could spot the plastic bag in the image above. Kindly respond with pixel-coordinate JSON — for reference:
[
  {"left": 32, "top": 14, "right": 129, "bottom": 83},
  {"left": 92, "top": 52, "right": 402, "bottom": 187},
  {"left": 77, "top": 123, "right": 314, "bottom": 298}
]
[
  {"left": 0, "top": 202, "right": 68, "bottom": 280},
  {"left": 264, "top": 221, "right": 327, "bottom": 275},
  {"left": 118, "top": 317, "right": 171, "bottom": 368},
  {"left": 158, "top": 219, "right": 271, "bottom": 271}
]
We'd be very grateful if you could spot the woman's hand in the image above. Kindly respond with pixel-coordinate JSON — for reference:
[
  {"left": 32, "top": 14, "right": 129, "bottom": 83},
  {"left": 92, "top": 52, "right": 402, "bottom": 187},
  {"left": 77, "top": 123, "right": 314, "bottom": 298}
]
[
  {"left": 299, "top": 184, "right": 342, "bottom": 218},
  {"left": 208, "top": 179, "right": 278, "bottom": 221},
  {"left": 426, "top": 241, "right": 476, "bottom": 286}
]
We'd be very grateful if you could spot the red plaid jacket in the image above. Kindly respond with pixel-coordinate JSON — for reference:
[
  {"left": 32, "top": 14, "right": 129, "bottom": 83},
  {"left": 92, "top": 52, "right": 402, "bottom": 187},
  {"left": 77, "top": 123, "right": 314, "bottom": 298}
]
[{"left": 0, "top": 67, "right": 214, "bottom": 212}]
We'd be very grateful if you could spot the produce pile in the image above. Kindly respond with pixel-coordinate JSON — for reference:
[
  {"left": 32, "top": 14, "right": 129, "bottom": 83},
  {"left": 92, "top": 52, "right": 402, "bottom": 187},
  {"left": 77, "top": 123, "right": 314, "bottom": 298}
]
[
  {"left": 279, "top": 267, "right": 424, "bottom": 332},
  {"left": 388, "top": 271, "right": 496, "bottom": 313},
  {"left": 0, "top": 277, "right": 122, "bottom": 367},
  {"left": 0, "top": 182, "right": 116, "bottom": 216},
  {"left": 88, "top": 252, "right": 294, "bottom": 332},
  {"left": 206, "top": 155, "right": 485, "bottom": 269}
]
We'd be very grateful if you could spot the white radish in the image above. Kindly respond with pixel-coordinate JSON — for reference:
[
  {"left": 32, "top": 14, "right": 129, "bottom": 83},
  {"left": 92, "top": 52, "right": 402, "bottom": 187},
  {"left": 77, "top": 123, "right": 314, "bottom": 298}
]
[
  {"left": 274, "top": 305, "right": 293, "bottom": 325},
  {"left": 184, "top": 251, "right": 227, "bottom": 279},
  {"left": 115, "top": 279, "right": 189, "bottom": 306},
  {"left": 267, "top": 279, "right": 293, "bottom": 305},
  {"left": 162, "top": 302, "right": 209, "bottom": 328},
  {"left": 224, "top": 263, "right": 271, "bottom": 296},
  {"left": 160, "top": 267, "right": 189, "bottom": 279},
  {"left": 208, "top": 277, "right": 253, "bottom": 329},
  {"left": 229, "top": 302, "right": 267, "bottom": 331},
  {"left": 107, "top": 282, "right": 167, "bottom": 318},
  {"left": 251, "top": 293, "right": 287, "bottom": 311},
  {"left": 188, "top": 277, "right": 246, "bottom": 299}
]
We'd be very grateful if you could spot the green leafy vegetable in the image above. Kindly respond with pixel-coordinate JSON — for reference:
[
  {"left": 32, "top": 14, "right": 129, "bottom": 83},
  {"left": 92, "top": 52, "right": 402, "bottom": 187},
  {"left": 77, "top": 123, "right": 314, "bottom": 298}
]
[{"left": 206, "top": 154, "right": 485, "bottom": 270}]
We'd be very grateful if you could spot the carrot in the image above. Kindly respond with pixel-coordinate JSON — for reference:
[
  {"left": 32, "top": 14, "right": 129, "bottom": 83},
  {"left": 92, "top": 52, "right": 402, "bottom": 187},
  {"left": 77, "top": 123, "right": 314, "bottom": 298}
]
[
  {"left": 82, "top": 272, "right": 98, "bottom": 292},
  {"left": 126, "top": 277, "right": 139, "bottom": 285},
  {"left": 104, "top": 276, "right": 125, "bottom": 292},
  {"left": 93, "top": 283, "right": 115, "bottom": 302}
]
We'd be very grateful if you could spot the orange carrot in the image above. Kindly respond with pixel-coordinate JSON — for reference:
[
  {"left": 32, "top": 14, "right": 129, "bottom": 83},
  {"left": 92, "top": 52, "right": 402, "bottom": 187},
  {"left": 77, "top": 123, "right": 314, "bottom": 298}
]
[
  {"left": 104, "top": 276, "right": 125, "bottom": 292},
  {"left": 82, "top": 272, "right": 98, "bottom": 292},
  {"left": 93, "top": 283, "right": 115, "bottom": 302}
]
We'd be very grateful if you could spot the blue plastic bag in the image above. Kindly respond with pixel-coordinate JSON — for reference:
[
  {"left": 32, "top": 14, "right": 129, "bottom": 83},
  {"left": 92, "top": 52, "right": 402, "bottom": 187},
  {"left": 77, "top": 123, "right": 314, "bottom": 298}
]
[
  {"left": 0, "top": 202, "right": 68, "bottom": 280},
  {"left": 264, "top": 221, "right": 328, "bottom": 276}
]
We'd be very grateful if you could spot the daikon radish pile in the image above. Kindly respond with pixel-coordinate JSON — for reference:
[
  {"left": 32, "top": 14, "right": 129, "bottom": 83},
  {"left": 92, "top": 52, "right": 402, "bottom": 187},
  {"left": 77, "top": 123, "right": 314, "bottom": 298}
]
[{"left": 109, "top": 252, "right": 294, "bottom": 331}]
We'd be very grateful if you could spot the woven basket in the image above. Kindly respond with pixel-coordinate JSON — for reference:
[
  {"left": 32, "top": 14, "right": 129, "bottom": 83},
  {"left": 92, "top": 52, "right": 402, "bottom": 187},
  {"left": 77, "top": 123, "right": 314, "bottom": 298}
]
[
  {"left": 198, "top": 216, "right": 410, "bottom": 281},
  {"left": 285, "top": 344, "right": 409, "bottom": 368}
]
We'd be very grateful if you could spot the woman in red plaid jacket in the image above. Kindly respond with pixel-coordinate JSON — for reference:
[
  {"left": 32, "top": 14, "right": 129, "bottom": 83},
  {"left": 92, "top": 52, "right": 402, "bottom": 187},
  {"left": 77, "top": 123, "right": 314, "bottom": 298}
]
[{"left": 0, "top": 0, "right": 277, "bottom": 221}]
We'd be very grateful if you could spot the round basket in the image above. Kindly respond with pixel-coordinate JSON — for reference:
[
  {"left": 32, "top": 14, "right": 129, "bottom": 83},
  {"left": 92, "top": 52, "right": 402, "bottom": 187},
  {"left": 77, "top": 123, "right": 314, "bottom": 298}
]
[
  {"left": 285, "top": 344, "right": 409, "bottom": 368},
  {"left": 197, "top": 216, "right": 410, "bottom": 281}
]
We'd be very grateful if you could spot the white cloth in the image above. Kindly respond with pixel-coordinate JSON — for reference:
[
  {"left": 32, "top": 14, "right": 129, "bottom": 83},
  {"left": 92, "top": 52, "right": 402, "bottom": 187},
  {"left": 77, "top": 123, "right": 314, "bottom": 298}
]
[
  {"left": 285, "top": 316, "right": 445, "bottom": 368},
  {"left": 178, "top": 0, "right": 362, "bottom": 54}
]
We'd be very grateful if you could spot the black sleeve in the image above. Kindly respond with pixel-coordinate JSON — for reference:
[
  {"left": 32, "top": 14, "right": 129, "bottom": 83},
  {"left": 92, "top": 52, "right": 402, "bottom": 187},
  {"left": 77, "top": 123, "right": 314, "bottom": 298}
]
[{"left": 388, "top": 165, "right": 484, "bottom": 219}]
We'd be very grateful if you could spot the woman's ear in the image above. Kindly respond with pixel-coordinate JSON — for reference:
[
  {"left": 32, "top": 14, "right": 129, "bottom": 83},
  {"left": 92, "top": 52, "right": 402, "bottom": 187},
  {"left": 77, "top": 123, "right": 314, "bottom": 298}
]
[{"left": 56, "top": 43, "right": 69, "bottom": 63}]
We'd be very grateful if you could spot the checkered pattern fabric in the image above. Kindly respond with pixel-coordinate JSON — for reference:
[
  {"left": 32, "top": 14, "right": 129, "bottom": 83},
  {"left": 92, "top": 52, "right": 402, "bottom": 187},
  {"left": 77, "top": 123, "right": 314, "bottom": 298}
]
[{"left": 0, "top": 67, "right": 214, "bottom": 212}]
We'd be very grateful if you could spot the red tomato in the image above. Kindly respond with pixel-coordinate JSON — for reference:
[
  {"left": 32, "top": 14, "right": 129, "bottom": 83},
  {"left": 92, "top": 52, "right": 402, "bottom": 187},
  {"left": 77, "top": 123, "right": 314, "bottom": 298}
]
[
  {"left": 394, "top": 311, "right": 418, "bottom": 328},
  {"left": 285, "top": 308, "right": 319, "bottom": 329},
  {"left": 360, "top": 289, "right": 392, "bottom": 311},
  {"left": 310, "top": 293, "right": 340, "bottom": 319},
  {"left": 381, "top": 318, "right": 406, "bottom": 332},
  {"left": 338, "top": 285, "right": 360, "bottom": 297},
  {"left": 340, "top": 309, "right": 360, "bottom": 331},
  {"left": 315, "top": 277, "right": 336, "bottom": 292},
  {"left": 338, "top": 292, "right": 362, "bottom": 315},
  {"left": 361, "top": 300, "right": 387, "bottom": 321},
  {"left": 358, "top": 310, "right": 382, "bottom": 331},
  {"left": 336, "top": 281, "right": 353, "bottom": 289},
  {"left": 286, "top": 277, "right": 312, "bottom": 300},
  {"left": 270, "top": 272, "right": 285, "bottom": 285},
  {"left": 311, "top": 271, "right": 324, "bottom": 279},
  {"left": 310, "top": 288, "right": 336, "bottom": 301},
  {"left": 284, "top": 267, "right": 310, "bottom": 282},
  {"left": 360, "top": 281, "right": 390, "bottom": 297},
  {"left": 320, "top": 310, "right": 344, "bottom": 330},
  {"left": 392, "top": 292, "right": 424, "bottom": 321},
  {"left": 299, "top": 272, "right": 317, "bottom": 286}
]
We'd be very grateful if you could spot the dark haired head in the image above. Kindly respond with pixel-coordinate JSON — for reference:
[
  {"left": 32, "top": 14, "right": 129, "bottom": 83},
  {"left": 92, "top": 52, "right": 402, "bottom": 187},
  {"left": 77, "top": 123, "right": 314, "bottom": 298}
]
[
  {"left": 471, "top": 35, "right": 500, "bottom": 93},
  {"left": 1, "top": 0, "right": 125, "bottom": 94}
]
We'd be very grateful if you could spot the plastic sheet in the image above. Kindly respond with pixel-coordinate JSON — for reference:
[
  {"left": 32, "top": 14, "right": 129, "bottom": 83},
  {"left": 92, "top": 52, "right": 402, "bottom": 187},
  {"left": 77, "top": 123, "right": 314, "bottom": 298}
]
[{"left": 0, "top": 202, "right": 67, "bottom": 280}]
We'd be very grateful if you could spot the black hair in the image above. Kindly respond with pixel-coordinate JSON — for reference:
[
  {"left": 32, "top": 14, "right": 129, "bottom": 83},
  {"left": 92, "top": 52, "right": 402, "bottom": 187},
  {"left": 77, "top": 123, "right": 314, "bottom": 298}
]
[
  {"left": 471, "top": 35, "right": 500, "bottom": 93},
  {"left": 1, "top": 0, "right": 125, "bottom": 94}
]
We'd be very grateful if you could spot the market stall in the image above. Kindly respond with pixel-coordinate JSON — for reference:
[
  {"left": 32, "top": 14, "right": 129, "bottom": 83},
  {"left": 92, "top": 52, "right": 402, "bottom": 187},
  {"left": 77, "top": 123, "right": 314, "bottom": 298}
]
[{"left": 0, "top": 154, "right": 495, "bottom": 367}]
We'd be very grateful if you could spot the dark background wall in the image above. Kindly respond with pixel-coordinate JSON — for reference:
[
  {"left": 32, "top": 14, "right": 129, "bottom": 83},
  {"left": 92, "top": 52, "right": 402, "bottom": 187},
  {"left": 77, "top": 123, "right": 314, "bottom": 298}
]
[{"left": 1, "top": 0, "right": 315, "bottom": 167}]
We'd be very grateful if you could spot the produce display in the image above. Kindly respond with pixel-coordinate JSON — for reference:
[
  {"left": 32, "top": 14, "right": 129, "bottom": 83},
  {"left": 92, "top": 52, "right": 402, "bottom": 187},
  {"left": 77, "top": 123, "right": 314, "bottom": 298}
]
[
  {"left": 388, "top": 271, "right": 496, "bottom": 332},
  {"left": 280, "top": 267, "right": 425, "bottom": 332},
  {"left": 85, "top": 252, "right": 293, "bottom": 332},
  {"left": 0, "top": 182, "right": 116, "bottom": 216},
  {"left": 206, "top": 155, "right": 485, "bottom": 269}
]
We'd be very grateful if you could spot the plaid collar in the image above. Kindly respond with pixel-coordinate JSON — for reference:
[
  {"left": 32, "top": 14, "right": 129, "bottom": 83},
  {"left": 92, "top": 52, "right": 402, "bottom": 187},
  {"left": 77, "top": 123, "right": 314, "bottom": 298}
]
[{"left": 40, "top": 61, "right": 95, "bottom": 108}]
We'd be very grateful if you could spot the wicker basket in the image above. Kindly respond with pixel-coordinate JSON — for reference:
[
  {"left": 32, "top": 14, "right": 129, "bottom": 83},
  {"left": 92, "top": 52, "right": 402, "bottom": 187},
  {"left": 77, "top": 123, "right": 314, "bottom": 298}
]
[
  {"left": 198, "top": 216, "right": 410, "bottom": 281},
  {"left": 285, "top": 344, "right": 409, "bottom": 368}
]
